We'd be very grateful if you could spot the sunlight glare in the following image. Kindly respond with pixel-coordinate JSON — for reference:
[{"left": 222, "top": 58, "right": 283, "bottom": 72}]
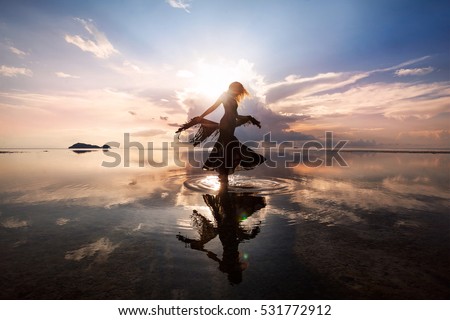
[
  {"left": 188, "top": 59, "right": 263, "bottom": 99},
  {"left": 201, "top": 175, "right": 221, "bottom": 191}
]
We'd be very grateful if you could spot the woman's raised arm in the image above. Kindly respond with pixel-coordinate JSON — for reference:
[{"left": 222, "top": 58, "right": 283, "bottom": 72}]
[{"left": 199, "top": 97, "right": 222, "bottom": 119}]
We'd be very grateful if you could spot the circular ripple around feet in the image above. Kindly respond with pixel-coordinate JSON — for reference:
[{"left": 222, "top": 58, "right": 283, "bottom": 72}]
[{"left": 183, "top": 174, "right": 296, "bottom": 195}]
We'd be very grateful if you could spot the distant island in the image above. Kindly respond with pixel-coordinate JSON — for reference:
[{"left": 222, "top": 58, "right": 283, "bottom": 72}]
[{"left": 68, "top": 142, "right": 111, "bottom": 149}]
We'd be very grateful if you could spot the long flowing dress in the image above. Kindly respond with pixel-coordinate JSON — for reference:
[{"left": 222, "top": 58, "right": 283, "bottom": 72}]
[{"left": 176, "top": 92, "right": 265, "bottom": 175}]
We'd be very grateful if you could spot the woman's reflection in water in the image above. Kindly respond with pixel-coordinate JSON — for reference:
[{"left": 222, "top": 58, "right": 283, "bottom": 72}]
[{"left": 177, "top": 181, "right": 266, "bottom": 285}]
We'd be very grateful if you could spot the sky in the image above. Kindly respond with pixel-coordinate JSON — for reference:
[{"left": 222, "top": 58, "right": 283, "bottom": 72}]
[{"left": 0, "top": 0, "right": 449, "bottom": 148}]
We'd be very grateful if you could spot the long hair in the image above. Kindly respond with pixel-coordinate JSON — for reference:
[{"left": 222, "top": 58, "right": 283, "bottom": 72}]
[{"left": 228, "top": 81, "right": 249, "bottom": 103}]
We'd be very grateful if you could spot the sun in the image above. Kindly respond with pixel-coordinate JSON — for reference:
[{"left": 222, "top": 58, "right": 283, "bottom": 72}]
[
  {"left": 193, "top": 61, "right": 240, "bottom": 98},
  {"left": 179, "top": 59, "right": 262, "bottom": 99}
]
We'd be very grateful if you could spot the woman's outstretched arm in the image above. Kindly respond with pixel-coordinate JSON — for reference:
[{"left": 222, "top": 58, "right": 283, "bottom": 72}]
[
  {"left": 236, "top": 115, "right": 261, "bottom": 128},
  {"left": 199, "top": 97, "right": 222, "bottom": 118}
]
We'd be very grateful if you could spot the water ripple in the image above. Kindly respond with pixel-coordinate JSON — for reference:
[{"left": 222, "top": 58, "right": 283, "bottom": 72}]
[{"left": 183, "top": 174, "right": 298, "bottom": 195}]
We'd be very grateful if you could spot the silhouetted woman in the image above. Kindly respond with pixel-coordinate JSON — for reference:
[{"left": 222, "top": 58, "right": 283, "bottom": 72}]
[{"left": 176, "top": 82, "right": 265, "bottom": 182}]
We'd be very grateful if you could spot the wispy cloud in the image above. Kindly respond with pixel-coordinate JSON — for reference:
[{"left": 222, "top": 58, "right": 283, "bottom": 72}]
[
  {"left": 166, "top": 0, "right": 192, "bottom": 13},
  {"left": 395, "top": 67, "right": 434, "bottom": 77},
  {"left": 265, "top": 56, "right": 434, "bottom": 105},
  {"left": 374, "top": 55, "right": 431, "bottom": 72},
  {"left": 260, "top": 56, "right": 450, "bottom": 146},
  {"left": 8, "top": 46, "right": 27, "bottom": 57},
  {"left": 108, "top": 60, "right": 151, "bottom": 76},
  {"left": 123, "top": 60, "right": 143, "bottom": 73},
  {"left": 55, "top": 71, "right": 79, "bottom": 79},
  {"left": 65, "top": 18, "right": 119, "bottom": 59},
  {"left": 271, "top": 80, "right": 450, "bottom": 119},
  {"left": 0, "top": 65, "right": 33, "bottom": 77},
  {"left": 265, "top": 71, "right": 370, "bottom": 104}
]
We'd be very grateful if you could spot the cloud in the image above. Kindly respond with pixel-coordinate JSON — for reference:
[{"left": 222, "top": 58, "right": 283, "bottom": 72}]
[
  {"left": 0, "top": 87, "right": 184, "bottom": 147},
  {"left": 55, "top": 71, "right": 79, "bottom": 79},
  {"left": 300, "top": 81, "right": 449, "bottom": 119},
  {"left": 283, "top": 84, "right": 450, "bottom": 147},
  {"left": 265, "top": 56, "right": 433, "bottom": 105},
  {"left": 265, "top": 57, "right": 449, "bottom": 120},
  {"left": 260, "top": 56, "right": 449, "bottom": 147},
  {"left": 8, "top": 46, "right": 27, "bottom": 57},
  {"left": 65, "top": 18, "right": 119, "bottom": 59},
  {"left": 346, "top": 139, "right": 377, "bottom": 147},
  {"left": 166, "top": 0, "right": 191, "bottom": 13},
  {"left": 397, "top": 129, "right": 450, "bottom": 142},
  {"left": 236, "top": 97, "right": 314, "bottom": 142},
  {"left": 122, "top": 60, "right": 143, "bottom": 73},
  {"left": 375, "top": 55, "right": 431, "bottom": 72},
  {"left": 395, "top": 67, "right": 434, "bottom": 77},
  {"left": 265, "top": 72, "right": 370, "bottom": 104},
  {"left": 393, "top": 127, "right": 450, "bottom": 147},
  {"left": 0, "top": 65, "right": 33, "bottom": 77},
  {"left": 107, "top": 59, "right": 154, "bottom": 77}
]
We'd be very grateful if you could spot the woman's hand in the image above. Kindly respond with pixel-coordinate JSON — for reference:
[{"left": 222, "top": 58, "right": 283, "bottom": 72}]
[
  {"left": 250, "top": 117, "right": 261, "bottom": 128},
  {"left": 191, "top": 116, "right": 203, "bottom": 125}
]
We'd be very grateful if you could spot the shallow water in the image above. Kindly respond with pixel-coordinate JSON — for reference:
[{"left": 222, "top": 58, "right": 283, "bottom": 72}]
[{"left": 0, "top": 149, "right": 449, "bottom": 299}]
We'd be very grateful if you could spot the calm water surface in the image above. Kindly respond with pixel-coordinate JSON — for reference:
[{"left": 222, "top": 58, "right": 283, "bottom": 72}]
[{"left": 0, "top": 150, "right": 449, "bottom": 299}]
